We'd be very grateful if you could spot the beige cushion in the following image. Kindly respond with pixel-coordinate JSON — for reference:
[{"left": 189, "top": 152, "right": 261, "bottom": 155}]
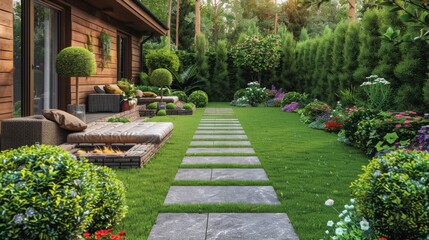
[
  {"left": 135, "top": 90, "right": 144, "bottom": 98},
  {"left": 143, "top": 91, "right": 157, "bottom": 97},
  {"left": 42, "top": 109, "right": 87, "bottom": 131},
  {"left": 67, "top": 121, "right": 173, "bottom": 144},
  {"left": 104, "top": 84, "right": 123, "bottom": 94}
]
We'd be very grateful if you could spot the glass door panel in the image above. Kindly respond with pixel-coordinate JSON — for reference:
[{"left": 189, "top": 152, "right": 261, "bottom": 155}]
[{"left": 33, "top": 1, "right": 59, "bottom": 114}]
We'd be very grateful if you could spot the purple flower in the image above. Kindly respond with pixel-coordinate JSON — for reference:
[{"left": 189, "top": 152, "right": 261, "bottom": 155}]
[{"left": 282, "top": 102, "right": 299, "bottom": 112}]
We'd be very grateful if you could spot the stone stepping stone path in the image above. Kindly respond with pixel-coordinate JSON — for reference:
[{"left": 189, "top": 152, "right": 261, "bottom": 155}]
[{"left": 149, "top": 108, "right": 298, "bottom": 239}]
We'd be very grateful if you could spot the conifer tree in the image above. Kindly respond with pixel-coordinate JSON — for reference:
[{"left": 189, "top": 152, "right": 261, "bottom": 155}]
[
  {"left": 318, "top": 27, "right": 334, "bottom": 101},
  {"left": 195, "top": 33, "right": 210, "bottom": 89},
  {"left": 280, "top": 31, "right": 297, "bottom": 90},
  {"left": 211, "top": 40, "right": 229, "bottom": 101},
  {"left": 329, "top": 21, "right": 348, "bottom": 100},
  {"left": 341, "top": 21, "right": 360, "bottom": 88}
]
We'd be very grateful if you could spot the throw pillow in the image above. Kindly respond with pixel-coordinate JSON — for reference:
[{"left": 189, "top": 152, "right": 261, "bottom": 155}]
[
  {"left": 104, "top": 84, "right": 123, "bottom": 94},
  {"left": 94, "top": 85, "right": 105, "bottom": 93},
  {"left": 143, "top": 91, "right": 158, "bottom": 97},
  {"left": 42, "top": 109, "right": 87, "bottom": 131},
  {"left": 135, "top": 90, "right": 144, "bottom": 98}
]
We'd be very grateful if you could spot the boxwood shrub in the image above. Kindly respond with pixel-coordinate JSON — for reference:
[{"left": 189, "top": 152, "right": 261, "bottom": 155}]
[
  {"left": 183, "top": 103, "right": 194, "bottom": 110},
  {"left": 157, "top": 109, "right": 167, "bottom": 116},
  {"left": 351, "top": 150, "right": 429, "bottom": 239},
  {"left": 188, "top": 90, "right": 208, "bottom": 108},
  {"left": 171, "top": 90, "right": 188, "bottom": 102},
  {"left": 147, "top": 102, "right": 158, "bottom": 110},
  {"left": 281, "top": 91, "right": 309, "bottom": 108},
  {"left": 166, "top": 103, "right": 176, "bottom": 110},
  {"left": 0, "top": 145, "right": 98, "bottom": 239},
  {"left": 299, "top": 101, "right": 331, "bottom": 124}
]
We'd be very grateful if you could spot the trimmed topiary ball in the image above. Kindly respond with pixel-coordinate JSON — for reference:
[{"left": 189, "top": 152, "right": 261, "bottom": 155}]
[
  {"left": 150, "top": 68, "right": 173, "bottom": 89},
  {"left": 147, "top": 102, "right": 158, "bottom": 110},
  {"left": 188, "top": 90, "right": 208, "bottom": 108},
  {"left": 351, "top": 150, "right": 429, "bottom": 239},
  {"left": 172, "top": 90, "right": 188, "bottom": 102},
  {"left": 183, "top": 103, "right": 194, "bottom": 110},
  {"left": 56, "top": 46, "right": 96, "bottom": 77},
  {"left": 87, "top": 166, "right": 127, "bottom": 233},
  {"left": 166, "top": 103, "right": 176, "bottom": 110},
  {"left": 0, "top": 145, "right": 99, "bottom": 239},
  {"left": 157, "top": 109, "right": 167, "bottom": 116}
]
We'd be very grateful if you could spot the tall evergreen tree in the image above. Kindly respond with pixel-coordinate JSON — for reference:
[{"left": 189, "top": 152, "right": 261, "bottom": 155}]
[
  {"left": 318, "top": 27, "right": 334, "bottom": 100},
  {"left": 328, "top": 21, "right": 347, "bottom": 102},
  {"left": 211, "top": 40, "right": 229, "bottom": 101},
  {"left": 195, "top": 33, "right": 210, "bottom": 89},
  {"left": 280, "top": 31, "right": 297, "bottom": 90},
  {"left": 341, "top": 21, "right": 360, "bottom": 88}
]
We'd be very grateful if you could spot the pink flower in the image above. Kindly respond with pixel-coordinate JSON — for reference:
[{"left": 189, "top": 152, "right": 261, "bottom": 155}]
[
  {"left": 395, "top": 124, "right": 401, "bottom": 128},
  {"left": 395, "top": 114, "right": 402, "bottom": 119},
  {"left": 387, "top": 119, "right": 393, "bottom": 122}
]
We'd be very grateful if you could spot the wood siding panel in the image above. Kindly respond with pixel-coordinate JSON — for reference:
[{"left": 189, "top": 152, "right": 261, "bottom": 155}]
[{"left": 0, "top": 0, "right": 13, "bottom": 122}]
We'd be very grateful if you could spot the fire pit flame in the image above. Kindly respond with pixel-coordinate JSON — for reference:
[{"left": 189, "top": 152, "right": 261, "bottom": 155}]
[{"left": 76, "top": 146, "right": 126, "bottom": 155}]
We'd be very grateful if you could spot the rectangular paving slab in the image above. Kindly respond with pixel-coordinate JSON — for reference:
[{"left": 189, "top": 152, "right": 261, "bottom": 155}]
[
  {"left": 199, "top": 124, "right": 242, "bottom": 127},
  {"left": 148, "top": 213, "right": 208, "bottom": 240},
  {"left": 193, "top": 135, "right": 248, "bottom": 140},
  {"left": 195, "top": 130, "right": 246, "bottom": 134},
  {"left": 200, "top": 119, "right": 239, "bottom": 121},
  {"left": 164, "top": 186, "right": 280, "bottom": 205},
  {"left": 197, "top": 127, "right": 243, "bottom": 130},
  {"left": 190, "top": 141, "right": 251, "bottom": 146},
  {"left": 175, "top": 168, "right": 268, "bottom": 180},
  {"left": 186, "top": 148, "right": 255, "bottom": 154},
  {"left": 182, "top": 156, "right": 261, "bottom": 165},
  {"left": 206, "top": 213, "right": 299, "bottom": 240}
]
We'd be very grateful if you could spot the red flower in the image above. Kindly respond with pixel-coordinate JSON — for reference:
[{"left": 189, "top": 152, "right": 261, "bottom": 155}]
[
  {"left": 118, "top": 231, "right": 126, "bottom": 236},
  {"left": 380, "top": 237, "right": 388, "bottom": 240},
  {"left": 83, "top": 232, "right": 91, "bottom": 239}
]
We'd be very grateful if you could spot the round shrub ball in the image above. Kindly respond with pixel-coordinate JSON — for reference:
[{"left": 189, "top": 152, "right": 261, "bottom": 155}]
[
  {"left": 233, "top": 89, "right": 246, "bottom": 100},
  {"left": 56, "top": 46, "right": 96, "bottom": 77},
  {"left": 147, "top": 102, "right": 158, "bottom": 110},
  {"left": 182, "top": 103, "right": 194, "bottom": 110},
  {"left": 157, "top": 109, "right": 167, "bottom": 116},
  {"left": 351, "top": 150, "right": 429, "bottom": 239},
  {"left": 281, "top": 91, "right": 308, "bottom": 107},
  {"left": 166, "top": 103, "right": 176, "bottom": 110},
  {"left": 188, "top": 90, "right": 208, "bottom": 108},
  {"left": 0, "top": 145, "right": 98, "bottom": 239},
  {"left": 150, "top": 68, "right": 173, "bottom": 88},
  {"left": 87, "top": 165, "right": 127, "bottom": 232},
  {"left": 172, "top": 90, "right": 188, "bottom": 102}
]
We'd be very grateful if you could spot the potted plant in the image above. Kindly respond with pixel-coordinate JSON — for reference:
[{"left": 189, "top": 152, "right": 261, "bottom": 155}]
[
  {"left": 56, "top": 46, "right": 96, "bottom": 121},
  {"left": 149, "top": 68, "right": 173, "bottom": 109},
  {"left": 117, "top": 78, "right": 137, "bottom": 111}
]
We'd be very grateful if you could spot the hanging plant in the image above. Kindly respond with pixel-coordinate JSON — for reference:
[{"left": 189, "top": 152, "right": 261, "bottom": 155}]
[
  {"left": 99, "top": 30, "right": 112, "bottom": 70},
  {"left": 85, "top": 32, "right": 94, "bottom": 53}
]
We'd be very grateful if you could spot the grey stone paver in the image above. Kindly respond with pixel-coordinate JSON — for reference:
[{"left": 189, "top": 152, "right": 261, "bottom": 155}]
[
  {"left": 186, "top": 148, "right": 255, "bottom": 154},
  {"left": 193, "top": 135, "right": 248, "bottom": 140},
  {"left": 174, "top": 169, "right": 212, "bottom": 180},
  {"left": 212, "top": 168, "right": 268, "bottom": 180},
  {"left": 206, "top": 213, "right": 299, "bottom": 240},
  {"left": 182, "top": 156, "right": 261, "bottom": 165},
  {"left": 195, "top": 130, "right": 246, "bottom": 134},
  {"left": 197, "top": 127, "right": 243, "bottom": 130},
  {"left": 201, "top": 119, "right": 239, "bottom": 121},
  {"left": 164, "top": 186, "right": 280, "bottom": 205},
  {"left": 190, "top": 141, "right": 251, "bottom": 146},
  {"left": 199, "top": 124, "right": 242, "bottom": 127},
  {"left": 174, "top": 168, "right": 268, "bottom": 180},
  {"left": 148, "top": 213, "right": 208, "bottom": 240}
]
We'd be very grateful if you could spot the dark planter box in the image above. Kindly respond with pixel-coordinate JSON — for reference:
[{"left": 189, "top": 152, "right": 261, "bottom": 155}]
[
  {"left": 166, "top": 109, "right": 194, "bottom": 115},
  {"left": 139, "top": 109, "right": 156, "bottom": 117}
]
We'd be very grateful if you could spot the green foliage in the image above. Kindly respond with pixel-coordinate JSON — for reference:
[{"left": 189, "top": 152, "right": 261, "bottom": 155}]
[
  {"left": 117, "top": 78, "right": 136, "bottom": 98},
  {"left": 156, "top": 109, "right": 167, "bottom": 116},
  {"left": 343, "top": 107, "right": 377, "bottom": 145},
  {"left": 188, "top": 90, "right": 209, "bottom": 108},
  {"left": 107, "top": 117, "right": 130, "bottom": 123},
  {"left": 56, "top": 46, "right": 96, "bottom": 77},
  {"left": 281, "top": 91, "right": 309, "bottom": 108},
  {"left": 359, "top": 75, "right": 392, "bottom": 111},
  {"left": 145, "top": 49, "right": 180, "bottom": 73},
  {"left": 182, "top": 103, "right": 194, "bottom": 110},
  {"left": 195, "top": 34, "right": 210, "bottom": 88},
  {"left": 171, "top": 91, "right": 188, "bottom": 102},
  {"left": 0, "top": 145, "right": 98, "bottom": 239},
  {"left": 135, "top": 85, "right": 160, "bottom": 95},
  {"left": 351, "top": 150, "right": 429, "bottom": 239},
  {"left": 329, "top": 21, "right": 347, "bottom": 100},
  {"left": 147, "top": 102, "right": 158, "bottom": 110},
  {"left": 280, "top": 31, "right": 297, "bottom": 90},
  {"left": 150, "top": 68, "right": 173, "bottom": 88},
  {"left": 298, "top": 27, "right": 309, "bottom": 41},
  {"left": 300, "top": 101, "right": 332, "bottom": 124},
  {"left": 210, "top": 40, "right": 230, "bottom": 101},
  {"left": 244, "top": 83, "right": 268, "bottom": 107},
  {"left": 233, "top": 89, "right": 246, "bottom": 100},
  {"left": 139, "top": 72, "right": 150, "bottom": 86},
  {"left": 88, "top": 166, "right": 127, "bottom": 232},
  {"left": 342, "top": 22, "right": 361, "bottom": 88},
  {"left": 170, "top": 64, "right": 205, "bottom": 95},
  {"left": 166, "top": 103, "right": 176, "bottom": 110},
  {"left": 99, "top": 31, "right": 112, "bottom": 70}
]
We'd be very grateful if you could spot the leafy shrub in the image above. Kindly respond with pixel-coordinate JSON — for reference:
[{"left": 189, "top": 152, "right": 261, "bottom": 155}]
[
  {"left": 244, "top": 82, "right": 268, "bottom": 107},
  {"left": 88, "top": 166, "right": 127, "bottom": 233},
  {"left": 157, "top": 109, "right": 167, "bottom": 116},
  {"left": 188, "top": 90, "right": 208, "bottom": 107},
  {"left": 351, "top": 150, "right": 429, "bottom": 239},
  {"left": 230, "top": 96, "right": 250, "bottom": 107},
  {"left": 147, "top": 102, "right": 158, "bottom": 109},
  {"left": 166, "top": 103, "right": 176, "bottom": 110},
  {"left": 0, "top": 145, "right": 98, "bottom": 239},
  {"left": 359, "top": 75, "right": 392, "bottom": 111},
  {"left": 308, "top": 114, "right": 331, "bottom": 130},
  {"left": 145, "top": 49, "right": 180, "bottom": 73},
  {"left": 281, "top": 92, "right": 309, "bottom": 108},
  {"left": 107, "top": 117, "right": 130, "bottom": 123},
  {"left": 183, "top": 103, "right": 194, "bottom": 110},
  {"left": 56, "top": 46, "right": 96, "bottom": 77},
  {"left": 342, "top": 107, "right": 377, "bottom": 145},
  {"left": 300, "top": 101, "right": 332, "bottom": 124},
  {"left": 233, "top": 89, "right": 246, "bottom": 100},
  {"left": 171, "top": 90, "right": 188, "bottom": 102},
  {"left": 324, "top": 117, "right": 344, "bottom": 133},
  {"left": 139, "top": 72, "right": 150, "bottom": 86}
]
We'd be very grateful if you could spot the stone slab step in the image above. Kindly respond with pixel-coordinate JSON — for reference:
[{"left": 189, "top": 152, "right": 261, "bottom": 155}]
[
  {"left": 174, "top": 168, "right": 268, "bottom": 180},
  {"left": 195, "top": 130, "right": 246, "bottom": 134},
  {"left": 148, "top": 213, "right": 298, "bottom": 240},
  {"left": 190, "top": 141, "right": 251, "bottom": 146},
  {"left": 197, "top": 127, "right": 243, "bottom": 130},
  {"left": 186, "top": 148, "right": 255, "bottom": 154},
  {"left": 182, "top": 156, "right": 261, "bottom": 165},
  {"left": 164, "top": 186, "right": 280, "bottom": 205},
  {"left": 193, "top": 135, "right": 248, "bottom": 140},
  {"left": 199, "top": 124, "right": 242, "bottom": 127},
  {"left": 200, "top": 119, "right": 239, "bottom": 121}
]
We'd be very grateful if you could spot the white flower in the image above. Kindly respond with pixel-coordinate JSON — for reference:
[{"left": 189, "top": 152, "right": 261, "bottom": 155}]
[
  {"left": 332, "top": 236, "right": 338, "bottom": 240},
  {"left": 335, "top": 227, "right": 344, "bottom": 235},
  {"left": 336, "top": 221, "right": 344, "bottom": 226},
  {"left": 13, "top": 213, "right": 24, "bottom": 224},
  {"left": 327, "top": 220, "right": 334, "bottom": 227},
  {"left": 342, "top": 210, "right": 347, "bottom": 215},
  {"left": 325, "top": 199, "right": 334, "bottom": 206},
  {"left": 366, "top": 75, "right": 378, "bottom": 79},
  {"left": 74, "top": 179, "right": 82, "bottom": 187},
  {"left": 25, "top": 207, "right": 34, "bottom": 218},
  {"left": 350, "top": 199, "right": 355, "bottom": 204},
  {"left": 344, "top": 216, "right": 351, "bottom": 223},
  {"left": 360, "top": 219, "right": 370, "bottom": 231},
  {"left": 70, "top": 189, "right": 77, "bottom": 198},
  {"left": 325, "top": 230, "right": 329, "bottom": 234}
]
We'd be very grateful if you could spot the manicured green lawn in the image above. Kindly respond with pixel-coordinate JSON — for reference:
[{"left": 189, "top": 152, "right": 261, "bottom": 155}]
[{"left": 115, "top": 103, "right": 369, "bottom": 240}]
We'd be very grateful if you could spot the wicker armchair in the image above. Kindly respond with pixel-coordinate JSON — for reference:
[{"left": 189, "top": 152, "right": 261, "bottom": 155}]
[
  {"left": 0, "top": 116, "right": 69, "bottom": 150},
  {"left": 87, "top": 93, "right": 121, "bottom": 113}
]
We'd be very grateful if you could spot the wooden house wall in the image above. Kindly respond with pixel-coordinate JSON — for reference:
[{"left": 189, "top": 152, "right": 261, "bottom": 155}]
[{"left": 0, "top": 0, "right": 14, "bottom": 122}]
